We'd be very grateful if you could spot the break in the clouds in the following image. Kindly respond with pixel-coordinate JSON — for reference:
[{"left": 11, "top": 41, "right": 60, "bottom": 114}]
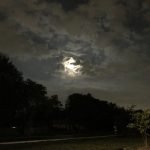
[{"left": 0, "top": 0, "right": 150, "bottom": 108}]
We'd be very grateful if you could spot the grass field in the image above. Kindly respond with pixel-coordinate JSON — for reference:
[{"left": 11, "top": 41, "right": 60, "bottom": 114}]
[{"left": 0, "top": 136, "right": 147, "bottom": 150}]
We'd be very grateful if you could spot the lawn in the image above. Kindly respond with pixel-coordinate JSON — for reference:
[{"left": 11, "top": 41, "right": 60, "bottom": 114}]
[{"left": 0, "top": 136, "right": 146, "bottom": 150}]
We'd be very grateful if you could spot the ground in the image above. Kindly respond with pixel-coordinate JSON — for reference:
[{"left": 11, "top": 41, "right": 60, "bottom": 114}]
[{"left": 0, "top": 136, "right": 148, "bottom": 150}]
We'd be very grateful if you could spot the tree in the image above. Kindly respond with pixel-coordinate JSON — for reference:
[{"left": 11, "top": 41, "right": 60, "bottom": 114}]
[
  {"left": 15, "top": 80, "right": 63, "bottom": 135},
  {"left": 34, "top": 95, "right": 62, "bottom": 128},
  {"left": 0, "top": 53, "right": 24, "bottom": 127},
  {"left": 15, "top": 79, "right": 49, "bottom": 134},
  {"left": 65, "top": 93, "right": 125, "bottom": 133},
  {"left": 128, "top": 109, "right": 150, "bottom": 148},
  {"left": 113, "top": 106, "right": 131, "bottom": 134}
]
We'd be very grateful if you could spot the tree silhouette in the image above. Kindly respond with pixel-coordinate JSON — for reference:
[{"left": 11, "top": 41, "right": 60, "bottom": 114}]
[
  {"left": 0, "top": 53, "right": 24, "bottom": 127},
  {"left": 15, "top": 79, "right": 49, "bottom": 134},
  {"left": 34, "top": 95, "right": 62, "bottom": 129},
  {"left": 15, "top": 80, "right": 63, "bottom": 135},
  {"left": 66, "top": 93, "right": 109, "bottom": 132},
  {"left": 65, "top": 93, "right": 130, "bottom": 134}
]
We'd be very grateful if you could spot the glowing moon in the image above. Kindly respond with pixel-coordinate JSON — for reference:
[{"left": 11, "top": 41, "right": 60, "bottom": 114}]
[{"left": 62, "top": 57, "right": 82, "bottom": 77}]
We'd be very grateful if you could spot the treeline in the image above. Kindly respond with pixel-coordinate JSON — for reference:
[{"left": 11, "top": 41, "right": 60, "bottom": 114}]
[{"left": 0, "top": 53, "right": 135, "bottom": 136}]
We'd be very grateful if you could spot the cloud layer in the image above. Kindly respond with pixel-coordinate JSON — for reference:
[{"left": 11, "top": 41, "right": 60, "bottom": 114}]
[{"left": 0, "top": 0, "right": 150, "bottom": 108}]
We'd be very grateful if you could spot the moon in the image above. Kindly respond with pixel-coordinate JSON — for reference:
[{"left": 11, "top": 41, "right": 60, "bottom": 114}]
[{"left": 62, "top": 57, "right": 82, "bottom": 77}]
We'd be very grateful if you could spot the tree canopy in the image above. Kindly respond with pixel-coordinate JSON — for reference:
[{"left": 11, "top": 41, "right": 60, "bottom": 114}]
[
  {"left": 0, "top": 53, "right": 24, "bottom": 127},
  {"left": 65, "top": 93, "right": 130, "bottom": 133},
  {"left": 128, "top": 109, "right": 150, "bottom": 147}
]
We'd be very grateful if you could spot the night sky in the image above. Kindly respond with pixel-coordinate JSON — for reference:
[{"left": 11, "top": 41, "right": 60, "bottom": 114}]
[{"left": 0, "top": 0, "right": 150, "bottom": 108}]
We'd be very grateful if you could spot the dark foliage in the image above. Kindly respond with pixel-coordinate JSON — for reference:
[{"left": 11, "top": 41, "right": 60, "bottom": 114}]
[
  {"left": 65, "top": 93, "right": 130, "bottom": 133},
  {"left": 0, "top": 53, "right": 24, "bottom": 127}
]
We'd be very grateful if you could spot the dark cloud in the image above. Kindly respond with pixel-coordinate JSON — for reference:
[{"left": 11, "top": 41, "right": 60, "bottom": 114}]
[
  {"left": 94, "top": 14, "right": 111, "bottom": 32},
  {"left": 116, "top": 0, "right": 150, "bottom": 34},
  {"left": 0, "top": 0, "right": 150, "bottom": 108},
  {"left": 40, "top": 0, "right": 89, "bottom": 11},
  {"left": 48, "top": 33, "right": 69, "bottom": 50},
  {"left": 23, "top": 30, "right": 48, "bottom": 45},
  {"left": 0, "top": 11, "right": 7, "bottom": 22}
]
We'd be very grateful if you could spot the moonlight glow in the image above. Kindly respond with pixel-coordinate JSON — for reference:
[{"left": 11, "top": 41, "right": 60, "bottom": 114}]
[{"left": 63, "top": 57, "right": 82, "bottom": 77}]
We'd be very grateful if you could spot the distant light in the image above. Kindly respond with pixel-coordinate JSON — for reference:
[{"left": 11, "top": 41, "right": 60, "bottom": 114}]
[
  {"left": 62, "top": 57, "right": 82, "bottom": 77},
  {"left": 11, "top": 126, "right": 16, "bottom": 129}
]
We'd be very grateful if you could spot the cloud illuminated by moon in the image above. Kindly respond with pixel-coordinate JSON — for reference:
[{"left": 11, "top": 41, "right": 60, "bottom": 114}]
[{"left": 62, "top": 57, "right": 82, "bottom": 77}]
